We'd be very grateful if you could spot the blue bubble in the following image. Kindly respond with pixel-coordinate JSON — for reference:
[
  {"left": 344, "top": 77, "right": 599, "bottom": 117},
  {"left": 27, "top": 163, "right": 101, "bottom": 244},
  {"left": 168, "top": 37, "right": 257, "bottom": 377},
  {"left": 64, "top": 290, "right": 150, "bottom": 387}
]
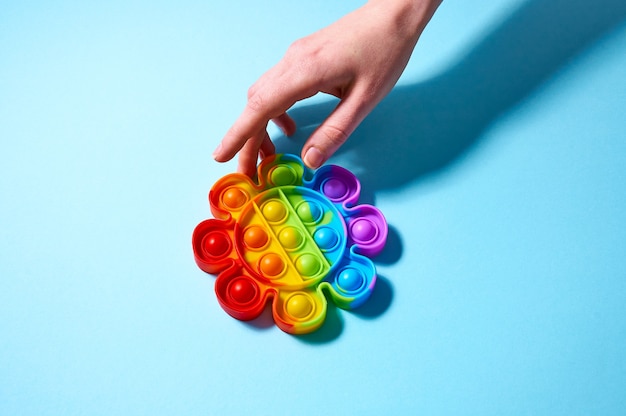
[{"left": 337, "top": 268, "right": 365, "bottom": 293}]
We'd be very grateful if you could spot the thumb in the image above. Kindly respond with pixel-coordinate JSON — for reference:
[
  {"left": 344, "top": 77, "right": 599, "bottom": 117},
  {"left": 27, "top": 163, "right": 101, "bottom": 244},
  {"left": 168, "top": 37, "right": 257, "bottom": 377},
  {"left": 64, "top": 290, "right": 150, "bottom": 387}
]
[{"left": 301, "top": 94, "right": 371, "bottom": 169}]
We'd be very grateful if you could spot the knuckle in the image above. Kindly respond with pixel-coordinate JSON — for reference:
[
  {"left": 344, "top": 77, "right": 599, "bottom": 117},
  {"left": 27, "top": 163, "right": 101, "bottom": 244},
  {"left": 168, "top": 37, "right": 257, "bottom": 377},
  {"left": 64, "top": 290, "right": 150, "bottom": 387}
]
[
  {"left": 246, "top": 89, "right": 266, "bottom": 113},
  {"left": 286, "top": 37, "right": 322, "bottom": 69},
  {"left": 321, "top": 124, "right": 350, "bottom": 147},
  {"left": 287, "top": 37, "right": 309, "bottom": 55},
  {"left": 246, "top": 84, "right": 257, "bottom": 100}
]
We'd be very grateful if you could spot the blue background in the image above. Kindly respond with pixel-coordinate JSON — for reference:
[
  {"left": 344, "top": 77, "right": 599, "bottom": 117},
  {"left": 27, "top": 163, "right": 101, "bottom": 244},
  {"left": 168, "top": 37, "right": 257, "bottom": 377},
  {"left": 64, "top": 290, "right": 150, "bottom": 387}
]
[{"left": 2, "top": 0, "right": 625, "bottom": 414}]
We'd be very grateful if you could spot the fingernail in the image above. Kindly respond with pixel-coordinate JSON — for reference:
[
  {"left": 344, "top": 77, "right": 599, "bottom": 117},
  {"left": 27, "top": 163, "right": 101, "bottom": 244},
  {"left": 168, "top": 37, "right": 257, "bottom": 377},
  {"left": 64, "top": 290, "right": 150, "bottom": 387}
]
[
  {"left": 304, "top": 147, "right": 324, "bottom": 169},
  {"left": 212, "top": 143, "right": 223, "bottom": 160}
]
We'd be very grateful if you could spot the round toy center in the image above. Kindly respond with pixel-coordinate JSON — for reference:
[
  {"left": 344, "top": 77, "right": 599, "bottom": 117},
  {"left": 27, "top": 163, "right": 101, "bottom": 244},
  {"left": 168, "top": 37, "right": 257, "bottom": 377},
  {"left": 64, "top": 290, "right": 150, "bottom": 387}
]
[{"left": 235, "top": 186, "right": 347, "bottom": 286}]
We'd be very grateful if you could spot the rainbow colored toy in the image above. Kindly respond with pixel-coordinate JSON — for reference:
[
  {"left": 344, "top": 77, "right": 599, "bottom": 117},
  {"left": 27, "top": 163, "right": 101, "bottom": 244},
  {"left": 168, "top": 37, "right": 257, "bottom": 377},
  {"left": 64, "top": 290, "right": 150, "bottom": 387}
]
[{"left": 192, "top": 154, "right": 387, "bottom": 334}]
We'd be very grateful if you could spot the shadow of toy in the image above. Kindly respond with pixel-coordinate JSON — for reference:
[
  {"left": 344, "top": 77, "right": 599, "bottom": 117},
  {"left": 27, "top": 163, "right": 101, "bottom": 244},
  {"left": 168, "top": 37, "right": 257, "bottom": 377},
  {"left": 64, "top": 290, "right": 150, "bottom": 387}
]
[{"left": 243, "top": 228, "right": 400, "bottom": 342}]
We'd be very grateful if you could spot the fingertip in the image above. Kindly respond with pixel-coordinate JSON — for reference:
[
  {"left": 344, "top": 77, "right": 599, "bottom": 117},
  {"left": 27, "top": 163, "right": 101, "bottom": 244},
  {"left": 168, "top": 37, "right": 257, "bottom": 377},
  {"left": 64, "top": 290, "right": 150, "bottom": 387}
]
[
  {"left": 236, "top": 159, "right": 257, "bottom": 177},
  {"left": 259, "top": 133, "right": 276, "bottom": 159},
  {"left": 303, "top": 147, "right": 325, "bottom": 170},
  {"left": 212, "top": 142, "right": 225, "bottom": 161},
  {"left": 283, "top": 116, "right": 297, "bottom": 137},
  {"left": 284, "top": 126, "right": 296, "bottom": 137},
  {"left": 272, "top": 113, "right": 297, "bottom": 137}
]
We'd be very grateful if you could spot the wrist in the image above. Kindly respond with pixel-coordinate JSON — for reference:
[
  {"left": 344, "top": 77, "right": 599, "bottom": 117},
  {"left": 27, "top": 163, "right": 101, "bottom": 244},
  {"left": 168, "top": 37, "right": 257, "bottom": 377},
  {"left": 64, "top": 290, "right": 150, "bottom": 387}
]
[{"left": 368, "top": 0, "right": 442, "bottom": 41}]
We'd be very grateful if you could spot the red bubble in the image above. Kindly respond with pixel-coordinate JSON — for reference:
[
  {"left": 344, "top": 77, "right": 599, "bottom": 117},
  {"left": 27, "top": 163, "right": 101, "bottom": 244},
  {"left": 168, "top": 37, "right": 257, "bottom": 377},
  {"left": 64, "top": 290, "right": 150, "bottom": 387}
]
[
  {"left": 228, "top": 277, "right": 258, "bottom": 305},
  {"left": 203, "top": 231, "right": 231, "bottom": 258}
]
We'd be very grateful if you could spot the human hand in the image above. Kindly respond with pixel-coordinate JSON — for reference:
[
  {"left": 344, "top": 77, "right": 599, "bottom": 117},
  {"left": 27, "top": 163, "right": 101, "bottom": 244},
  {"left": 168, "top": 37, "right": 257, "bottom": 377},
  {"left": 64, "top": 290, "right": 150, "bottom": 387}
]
[{"left": 213, "top": 0, "right": 442, "bottom": 176}]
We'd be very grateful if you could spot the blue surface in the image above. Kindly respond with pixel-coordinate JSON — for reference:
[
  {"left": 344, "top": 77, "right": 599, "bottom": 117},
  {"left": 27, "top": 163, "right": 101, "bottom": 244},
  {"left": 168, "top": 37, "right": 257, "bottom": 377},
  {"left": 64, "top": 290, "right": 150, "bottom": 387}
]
[{"left": 1, "top": 0, "right": 625, "bottom": 414}]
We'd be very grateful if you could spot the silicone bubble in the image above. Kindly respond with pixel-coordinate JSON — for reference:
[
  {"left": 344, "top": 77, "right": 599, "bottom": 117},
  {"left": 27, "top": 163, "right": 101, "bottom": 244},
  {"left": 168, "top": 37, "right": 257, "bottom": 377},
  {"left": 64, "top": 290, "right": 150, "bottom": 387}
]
[{"left": 192, "top": 154, "right": 388, "bottom": 335}]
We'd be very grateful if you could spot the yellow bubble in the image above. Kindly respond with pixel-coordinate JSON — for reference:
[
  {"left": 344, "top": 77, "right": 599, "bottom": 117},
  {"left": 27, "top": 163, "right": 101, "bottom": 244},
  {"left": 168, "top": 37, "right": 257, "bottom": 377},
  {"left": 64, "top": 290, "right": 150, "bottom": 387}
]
[
  {"left": 286, "top": 293, "right": 314, "bottom": 319},
  {"left": 262, "top": 200, "right": 287, "bottom": 222},
  {"left": 278, "top": 227, "right": 303, "bottom": 249}
]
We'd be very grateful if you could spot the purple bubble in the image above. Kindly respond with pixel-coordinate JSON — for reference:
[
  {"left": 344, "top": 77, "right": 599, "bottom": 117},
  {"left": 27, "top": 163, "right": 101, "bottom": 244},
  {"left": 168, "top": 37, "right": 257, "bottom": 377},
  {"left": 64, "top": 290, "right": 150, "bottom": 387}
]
[
  {"left": 351, "top": 218, "right": 377, "bottom": 243},
  {"left": 322, "top": 178, "right": 347, "bottom": 200}
]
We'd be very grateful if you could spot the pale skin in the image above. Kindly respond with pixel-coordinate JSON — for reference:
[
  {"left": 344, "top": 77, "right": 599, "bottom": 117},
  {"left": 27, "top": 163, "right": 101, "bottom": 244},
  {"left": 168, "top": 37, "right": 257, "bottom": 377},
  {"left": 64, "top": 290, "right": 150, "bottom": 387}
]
[{"left": 213, "top": 0, "right": 443, "bottom": 176}]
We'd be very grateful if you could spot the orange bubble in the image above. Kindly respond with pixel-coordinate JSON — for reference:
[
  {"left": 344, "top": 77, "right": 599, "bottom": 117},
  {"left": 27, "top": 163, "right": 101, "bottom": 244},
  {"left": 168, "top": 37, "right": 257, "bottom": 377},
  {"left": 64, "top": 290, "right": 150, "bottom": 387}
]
[
  {"left": 243, "top": 226, "right": 268, "bottom": 250},
  {"left": 222, "top": 187, "right": 248, "bottom": 210},
  {"left": 259, "top": 253, "right": 285, "bottom": 277}
]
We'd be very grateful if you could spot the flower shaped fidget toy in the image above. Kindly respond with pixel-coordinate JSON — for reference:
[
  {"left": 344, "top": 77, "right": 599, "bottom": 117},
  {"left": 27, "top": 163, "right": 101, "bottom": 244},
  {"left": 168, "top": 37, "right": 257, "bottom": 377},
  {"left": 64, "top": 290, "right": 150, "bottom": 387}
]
[{"left": 192, "top": 154, "right": 387, "bottom": 334}]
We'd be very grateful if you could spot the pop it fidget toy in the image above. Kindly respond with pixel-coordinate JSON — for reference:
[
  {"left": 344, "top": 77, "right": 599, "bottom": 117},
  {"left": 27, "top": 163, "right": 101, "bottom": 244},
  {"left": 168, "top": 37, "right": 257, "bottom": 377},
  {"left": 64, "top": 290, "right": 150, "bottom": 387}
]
[{"left": 192, "top": 154, "right": 387, "bottom": 334}]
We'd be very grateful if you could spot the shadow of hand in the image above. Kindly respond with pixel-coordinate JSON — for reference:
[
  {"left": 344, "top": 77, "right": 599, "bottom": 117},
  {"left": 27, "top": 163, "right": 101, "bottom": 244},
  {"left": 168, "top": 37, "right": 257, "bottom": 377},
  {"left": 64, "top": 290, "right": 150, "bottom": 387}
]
[{"left": 275, "top": 0, "right": 626, "bottom": 191}]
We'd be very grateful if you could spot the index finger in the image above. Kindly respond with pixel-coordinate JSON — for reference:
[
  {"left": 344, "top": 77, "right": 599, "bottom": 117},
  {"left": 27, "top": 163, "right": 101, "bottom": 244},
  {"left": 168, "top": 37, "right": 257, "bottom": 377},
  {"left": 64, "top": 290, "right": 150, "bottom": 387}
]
[{"left": 213, "top": 66, "right": 319, "bottom": 162}]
